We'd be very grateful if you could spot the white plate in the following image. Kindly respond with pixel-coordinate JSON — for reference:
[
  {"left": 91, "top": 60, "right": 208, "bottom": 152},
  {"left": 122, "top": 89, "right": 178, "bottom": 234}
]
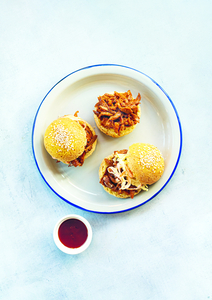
[{"left": 32, "top": 64, "right": 182, "bottom": 213}]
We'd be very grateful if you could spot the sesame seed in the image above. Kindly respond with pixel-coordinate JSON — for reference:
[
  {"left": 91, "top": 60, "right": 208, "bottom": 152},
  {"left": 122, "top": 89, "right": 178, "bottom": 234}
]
[{"left": 52, "top": 124, "right": 75, "bottom": 151}]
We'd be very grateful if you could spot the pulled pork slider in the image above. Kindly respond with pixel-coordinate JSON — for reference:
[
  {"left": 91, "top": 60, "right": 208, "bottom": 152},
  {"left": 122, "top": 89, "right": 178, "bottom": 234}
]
[
  {"left": 99, "top": 143, "right": 164, "bottom": 199},
  {"left": 94, "top": 90, "right": 141, "bottom": 138},
  {"left": 44, "top": 112, "right": 97, "bottom": 167}
]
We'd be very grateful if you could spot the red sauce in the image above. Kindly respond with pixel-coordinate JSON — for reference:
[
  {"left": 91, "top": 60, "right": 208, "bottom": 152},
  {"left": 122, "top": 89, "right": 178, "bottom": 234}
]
[{"left": 58, "top": 219, "right": 88, "bottom": 248}]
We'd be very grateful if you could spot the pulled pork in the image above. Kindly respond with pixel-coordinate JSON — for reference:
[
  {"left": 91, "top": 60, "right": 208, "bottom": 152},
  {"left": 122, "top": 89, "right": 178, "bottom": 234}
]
[
  {"left": 69, "top": 125, "right": 97, "bottom": 167},
  {"left": 94, "top": 90, "right": 141, "bottom": 135},
  {"left": 68, "top": 112, "right": 97, "bottom": 167},
  {"left": 100, "top": 150, "right": 138, "bottom": 199}
]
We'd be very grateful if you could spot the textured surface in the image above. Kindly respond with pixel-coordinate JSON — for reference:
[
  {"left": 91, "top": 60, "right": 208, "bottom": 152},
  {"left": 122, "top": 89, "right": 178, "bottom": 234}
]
[
  {"left": 1, "top": 0, "right": 212, "bottom": 299},
  {"left": 44, "top": 117, "right": 86, "bottom": 163},
  {"left": 127, "top": 143, "right": 164, "bottom": 185}
]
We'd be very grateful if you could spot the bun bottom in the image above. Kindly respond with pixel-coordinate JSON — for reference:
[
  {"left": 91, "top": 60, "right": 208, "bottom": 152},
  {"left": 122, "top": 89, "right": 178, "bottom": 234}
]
[
  {"left": 101, "top": 185, "right": 141, "bottom": 199},
  {"left": 99, "top": 154, "right": 142, "bottom": 199},
  {"left": 94, "top": 106, "right": 141, "bottom": 138}
]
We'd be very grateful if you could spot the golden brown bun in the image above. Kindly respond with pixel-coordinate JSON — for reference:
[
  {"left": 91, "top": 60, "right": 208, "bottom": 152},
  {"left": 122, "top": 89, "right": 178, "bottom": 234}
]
[
  {"left": 94, "top": 105, "right": 141, "bottom": 138},
  {"left": 99, "top": 154, "right": 142, "bottom": 198},
  {"left": 127, "top": 143, "right": 164, "bottom": 185},
  {"left": 44, "top": 115, "right": 97, "bottom": 164}
]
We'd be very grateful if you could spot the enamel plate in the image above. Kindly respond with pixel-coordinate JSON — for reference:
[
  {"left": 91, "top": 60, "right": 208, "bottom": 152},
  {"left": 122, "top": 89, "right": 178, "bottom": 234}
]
[{"left": 32, "top": 64, "right": 182, "bottom": 213}]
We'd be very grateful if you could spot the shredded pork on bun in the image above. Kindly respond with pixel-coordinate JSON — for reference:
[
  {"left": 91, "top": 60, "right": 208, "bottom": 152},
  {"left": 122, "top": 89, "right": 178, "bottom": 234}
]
[
  {"left": 44, "top": 112, "right": 97, "bottom": 167},
  {"left": 94, "top": 90, "right": 141, "bottom": 138},
  {"left": 99, "top": 143, "right": 164, "bottom": 199}
]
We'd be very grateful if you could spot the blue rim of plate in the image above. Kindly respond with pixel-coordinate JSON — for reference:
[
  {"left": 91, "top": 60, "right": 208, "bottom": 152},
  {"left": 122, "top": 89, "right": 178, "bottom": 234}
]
[{"left": 32, "top": 64, "right": 183, "bottom": 214}]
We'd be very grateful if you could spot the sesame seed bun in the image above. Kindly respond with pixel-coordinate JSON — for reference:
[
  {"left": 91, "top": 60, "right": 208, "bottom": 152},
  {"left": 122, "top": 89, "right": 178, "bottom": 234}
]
[
  {"left": 127, "top": 143, "right": 164, "bottom": 185},
  {"left": 44, "top": 115, "right": 97, "bottom": 165},
  {"left": 99, "top": 143, "right": 164, "bottom": 199},
  {"left": 99, "top": 154, "right": 142, "bottom": 198},
  {"left": 94, "top": 105, "right": 141, "bottom": 138}
]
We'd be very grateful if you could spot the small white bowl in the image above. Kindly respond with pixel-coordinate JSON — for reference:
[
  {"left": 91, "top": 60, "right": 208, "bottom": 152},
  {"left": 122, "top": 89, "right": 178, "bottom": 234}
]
[{"left": 53, "top": 214, "right": 92, "bottom": 254}]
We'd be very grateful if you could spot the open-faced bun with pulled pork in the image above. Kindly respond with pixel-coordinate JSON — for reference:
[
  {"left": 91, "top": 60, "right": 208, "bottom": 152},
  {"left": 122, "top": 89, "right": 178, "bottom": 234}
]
[
  {"left": 93, "top": 90, "right": 141, "bottom": 138},
  {"left": 99, "top": 143, "right": 164, "bottom": 199},
  {"left": 44, "top": 112, "right": 97, "bottom": 167}
]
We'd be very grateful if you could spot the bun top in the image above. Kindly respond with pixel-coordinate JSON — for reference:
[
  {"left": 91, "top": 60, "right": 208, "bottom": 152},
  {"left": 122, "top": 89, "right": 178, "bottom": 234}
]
[
  {"left": 44, "top": 116, "right": 87, "bottom": 163},
  {"left": 127, "top": 143, "right": 164, "bottom": 185}
]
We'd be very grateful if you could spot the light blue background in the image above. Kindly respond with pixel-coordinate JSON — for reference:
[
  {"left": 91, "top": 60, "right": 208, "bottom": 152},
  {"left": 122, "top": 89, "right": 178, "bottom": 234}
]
[{"left": 1, "top": 0, "right": 212, "bottom": 299}]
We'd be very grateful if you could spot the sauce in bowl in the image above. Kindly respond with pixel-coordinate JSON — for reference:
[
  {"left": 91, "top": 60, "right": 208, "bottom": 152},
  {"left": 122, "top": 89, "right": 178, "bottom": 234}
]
[
  {"left": 58, "top": 218, "right": 88, "bottom": 248},
  {"left": 53, "top": 214, "right": 92, "bottom": 254}
]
